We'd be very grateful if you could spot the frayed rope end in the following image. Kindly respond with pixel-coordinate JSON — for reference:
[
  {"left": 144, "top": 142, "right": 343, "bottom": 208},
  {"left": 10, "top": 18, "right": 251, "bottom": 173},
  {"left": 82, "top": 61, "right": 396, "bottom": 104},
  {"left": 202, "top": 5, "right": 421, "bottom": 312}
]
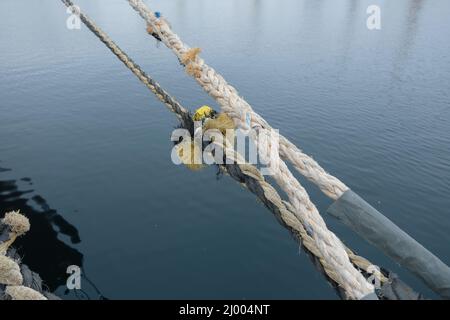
[
  {"left": 2, "top": 210, "right": 30, "bottom": 236},
  {"left": 181, "top": 47, "right": 201, "bottom": 65}
]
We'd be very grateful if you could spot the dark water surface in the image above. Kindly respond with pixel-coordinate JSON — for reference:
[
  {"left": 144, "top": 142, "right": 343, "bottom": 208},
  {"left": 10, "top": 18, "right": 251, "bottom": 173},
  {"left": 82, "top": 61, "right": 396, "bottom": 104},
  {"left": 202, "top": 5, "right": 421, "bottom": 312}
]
[{"left": 1, "top": 0, "right": 449, "bottom": 299}]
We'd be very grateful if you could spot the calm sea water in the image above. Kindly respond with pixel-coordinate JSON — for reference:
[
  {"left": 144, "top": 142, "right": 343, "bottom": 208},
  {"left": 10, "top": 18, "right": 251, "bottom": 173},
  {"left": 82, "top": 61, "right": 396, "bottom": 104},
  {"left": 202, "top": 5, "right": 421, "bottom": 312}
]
[{"left": 1, "top": 0, "right": 449, "bottom": 299}]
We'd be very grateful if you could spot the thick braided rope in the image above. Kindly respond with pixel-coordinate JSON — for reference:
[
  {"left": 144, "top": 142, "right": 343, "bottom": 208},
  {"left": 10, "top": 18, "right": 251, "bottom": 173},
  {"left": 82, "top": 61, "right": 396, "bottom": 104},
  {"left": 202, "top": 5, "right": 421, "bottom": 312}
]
[
  {"left": 213, "top": 139, "right": 387, "bottom": 298},
  {"left": 126, "top": 0, "right": 347, "bottom": 200},
  {"left": 126, "top": 0, "right": 373, "bottom": 299}
]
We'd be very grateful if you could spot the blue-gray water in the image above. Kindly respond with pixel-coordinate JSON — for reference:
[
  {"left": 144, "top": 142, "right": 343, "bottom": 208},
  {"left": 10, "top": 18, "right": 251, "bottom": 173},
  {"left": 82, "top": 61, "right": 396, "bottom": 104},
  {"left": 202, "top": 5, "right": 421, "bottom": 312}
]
[{"left": 1, "top": 0, "right": 449, "bottom": 299}]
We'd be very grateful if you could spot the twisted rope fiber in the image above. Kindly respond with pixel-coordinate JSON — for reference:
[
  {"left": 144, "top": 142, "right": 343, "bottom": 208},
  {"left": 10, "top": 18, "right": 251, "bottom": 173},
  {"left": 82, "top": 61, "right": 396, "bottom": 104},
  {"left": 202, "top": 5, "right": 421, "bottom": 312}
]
[
  {"left": 61, "top": 0, "right": 382, "bottom": 298},
  {"left": 62, "top": 0, "right": 193, "bottom": 131},
  {"left": 126, "top": 0, "right": 347, "bottom": 200},
  {"left": 127, "top": 0, "right": 374, "bottom": 299},
  {"left": 211, "top": 139, "right": 387, "bottom": 297}
]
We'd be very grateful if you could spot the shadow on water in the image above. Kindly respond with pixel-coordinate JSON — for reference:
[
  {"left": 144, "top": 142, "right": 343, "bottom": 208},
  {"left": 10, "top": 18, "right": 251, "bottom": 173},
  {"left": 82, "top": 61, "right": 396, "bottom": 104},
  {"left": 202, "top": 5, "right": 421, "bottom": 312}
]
[{"left": 0, "top": 163, "right": 105, "bottom": 299}]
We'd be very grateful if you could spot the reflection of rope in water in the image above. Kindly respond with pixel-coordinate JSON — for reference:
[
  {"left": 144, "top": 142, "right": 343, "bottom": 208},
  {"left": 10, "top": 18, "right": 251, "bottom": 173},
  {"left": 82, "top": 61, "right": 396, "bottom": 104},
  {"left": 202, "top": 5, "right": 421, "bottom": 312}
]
[
  {"left": 0, "top": 169, "right": 107, "bottom": 300},
  {"left": 73, "top": 288, "right": 89, "bottom": 300},
  {"left": 0, "top": 174, "right": 84, "bottom": 292},
  {"left": 0, "top": 211, "right": 108, "bottom": 300},
  {"left": 81, "top": 266, "right": 107, "bottom": 300},
  {"left": 64, "top": 269, "right": 107, "bottom": 300},
  {"left": 71, "top": 271, "right": 108, "bottom": 301}
]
